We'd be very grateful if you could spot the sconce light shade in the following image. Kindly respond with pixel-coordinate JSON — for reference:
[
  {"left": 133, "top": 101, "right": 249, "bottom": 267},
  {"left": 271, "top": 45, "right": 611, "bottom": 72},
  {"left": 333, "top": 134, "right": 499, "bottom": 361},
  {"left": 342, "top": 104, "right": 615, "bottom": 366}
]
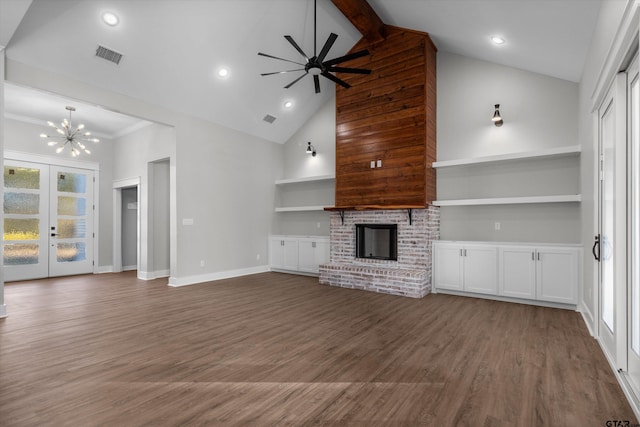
[
  {"left": 306, "top": 141, "right": 317, "bottom": 157},
  {"left": 492, "top": 104, "right": 503, "bottom": 127}
]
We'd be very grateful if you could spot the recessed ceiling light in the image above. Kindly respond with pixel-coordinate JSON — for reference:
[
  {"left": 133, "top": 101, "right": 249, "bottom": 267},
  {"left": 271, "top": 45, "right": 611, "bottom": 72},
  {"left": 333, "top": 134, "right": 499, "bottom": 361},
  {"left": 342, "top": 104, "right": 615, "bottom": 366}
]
[
  {"left": 490, "top": 35, "right": 506, "bottom": 45},
  {"left": 102, "top": 12, "right": 119, "bottom": 27},
  {"left": 217, "top": 67, "right": 229, "bottom": 78},
  {"left": 283, "top": 100, "right": 294, "bottom": 110}
]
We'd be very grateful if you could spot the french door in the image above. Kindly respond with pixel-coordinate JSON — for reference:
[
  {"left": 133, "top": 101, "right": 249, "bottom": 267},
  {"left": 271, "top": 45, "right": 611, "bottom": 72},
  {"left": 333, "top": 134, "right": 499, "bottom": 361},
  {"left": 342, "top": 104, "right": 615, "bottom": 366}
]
[
  {"left": 3, "top": 160, "right": 95, "bottom": 282},
  {"left": 627, "top": 53, "right": 640, "bottom": 393}
]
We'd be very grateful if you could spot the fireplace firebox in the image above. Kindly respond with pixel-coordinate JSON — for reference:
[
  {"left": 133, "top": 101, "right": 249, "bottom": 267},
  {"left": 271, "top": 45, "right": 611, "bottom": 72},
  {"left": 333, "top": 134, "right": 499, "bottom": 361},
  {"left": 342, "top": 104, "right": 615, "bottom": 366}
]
[{"left": 355, "top": 224, "right": 398, "bottom": 261}]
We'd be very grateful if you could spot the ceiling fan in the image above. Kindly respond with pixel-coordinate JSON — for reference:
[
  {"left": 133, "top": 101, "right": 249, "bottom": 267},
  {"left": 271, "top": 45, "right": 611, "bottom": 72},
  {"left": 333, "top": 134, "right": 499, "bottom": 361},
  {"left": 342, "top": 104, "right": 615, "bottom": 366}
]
[{"left": 258, "top": 0, "right": 371, "bottom": 94}]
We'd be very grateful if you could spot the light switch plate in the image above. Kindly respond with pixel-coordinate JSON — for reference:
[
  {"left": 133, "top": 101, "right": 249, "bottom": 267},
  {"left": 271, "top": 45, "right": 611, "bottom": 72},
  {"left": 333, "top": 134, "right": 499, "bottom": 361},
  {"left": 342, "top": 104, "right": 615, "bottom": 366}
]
[{"left": 370, "top": 161, "right": 376, "bottom": 168}]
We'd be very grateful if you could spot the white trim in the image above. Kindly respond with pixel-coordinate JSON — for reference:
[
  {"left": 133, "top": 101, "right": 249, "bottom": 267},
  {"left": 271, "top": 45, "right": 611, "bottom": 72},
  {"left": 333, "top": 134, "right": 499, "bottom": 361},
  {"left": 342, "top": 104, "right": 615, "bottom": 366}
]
[
  {"left": 431, "top": 145, "right": 581, "bottom": 168},
  {"left": 432, "top": 194, "right": 582, "bottom": 206},
  {"left": 4, "top": 149, "right": 99, "bottom": 171},
  {"left": 138, "top": 269, "right": 170, "bottom": 280},
  {"left": 591, "top": 1, "right": 640, "bottom": 112},
  {"left": 123, "top": 265, "right": 137, "bottom": 271},
  {"left": 113, "top": 177, "right": 141, "bottom": 189},
  {"left": 95, "top": 265, "right": 114, "bottom": 274},
  {"left": 168, "top": 265, "right": 270, "bottom": 287},
  {"left": 580, "top": 302, "right": 596, "bottom": 336},
  {"left": 0, "top": 304, "right": 6, "bottom": 318},
  {"left": 597, "top": 336, "right": 640, "bottom": 422}
]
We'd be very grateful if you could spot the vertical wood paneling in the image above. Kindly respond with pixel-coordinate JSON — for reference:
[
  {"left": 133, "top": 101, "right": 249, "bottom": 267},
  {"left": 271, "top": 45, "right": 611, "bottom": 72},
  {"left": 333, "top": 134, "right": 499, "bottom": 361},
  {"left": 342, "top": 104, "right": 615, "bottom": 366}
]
[{"left": 335, "top": 26, "right": 437, "bottom": 207}]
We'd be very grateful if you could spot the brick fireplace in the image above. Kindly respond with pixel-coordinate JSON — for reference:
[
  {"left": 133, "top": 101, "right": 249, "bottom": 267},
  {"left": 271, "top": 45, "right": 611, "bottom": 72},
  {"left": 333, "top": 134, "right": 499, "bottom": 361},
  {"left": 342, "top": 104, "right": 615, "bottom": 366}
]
[{"left": 319, "top": 207, "right": 440, "bottom": 298}]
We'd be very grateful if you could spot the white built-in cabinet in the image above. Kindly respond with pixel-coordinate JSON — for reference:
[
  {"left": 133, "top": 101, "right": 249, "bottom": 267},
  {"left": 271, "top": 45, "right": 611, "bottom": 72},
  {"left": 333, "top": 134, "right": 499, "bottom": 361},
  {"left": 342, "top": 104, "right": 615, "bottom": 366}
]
[
  {"left": 269, "top": 235, "right": 329, "bottom": 275},
  {"left": 433, "top": 242, "right": 498, "bottom": 294},
  {"left": 434, "top": 241, "right": 581, "bottom": 306}
]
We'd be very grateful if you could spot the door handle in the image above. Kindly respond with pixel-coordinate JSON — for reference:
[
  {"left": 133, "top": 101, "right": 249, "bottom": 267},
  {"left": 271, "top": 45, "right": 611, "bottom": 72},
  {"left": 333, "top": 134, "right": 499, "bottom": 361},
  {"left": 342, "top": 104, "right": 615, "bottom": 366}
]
[{"left": 592, "top": 234, "right": 600, "bottom": 261}]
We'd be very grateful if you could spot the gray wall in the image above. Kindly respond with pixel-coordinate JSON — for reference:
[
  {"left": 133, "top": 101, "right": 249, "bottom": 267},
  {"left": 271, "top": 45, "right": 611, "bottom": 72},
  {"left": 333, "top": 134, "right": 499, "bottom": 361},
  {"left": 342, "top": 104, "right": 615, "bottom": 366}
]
[
  {"left": 436, "top": 52, "right": 581, "bottom": 243},
  {"left": 151, "top": 160, "right": 169, "bottom": 273}
]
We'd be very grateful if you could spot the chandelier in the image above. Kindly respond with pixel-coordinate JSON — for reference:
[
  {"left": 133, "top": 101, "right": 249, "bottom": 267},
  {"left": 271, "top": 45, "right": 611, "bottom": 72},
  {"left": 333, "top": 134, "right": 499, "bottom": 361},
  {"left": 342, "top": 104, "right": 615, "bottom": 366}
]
[{"left": 40, "top": 106, "right": 99, "bottom": 156}]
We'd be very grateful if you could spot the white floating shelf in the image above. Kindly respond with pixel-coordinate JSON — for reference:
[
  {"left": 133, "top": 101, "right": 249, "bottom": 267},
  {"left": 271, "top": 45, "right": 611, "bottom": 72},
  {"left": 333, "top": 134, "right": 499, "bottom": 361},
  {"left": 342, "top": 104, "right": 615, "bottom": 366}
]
[
  {"left": 431, "top": 145, "right": 581, "bottom": 168},
  {"left": 432, "top": 195, "right": 582, "bottom": 206},
  {"left": 275, "top": 175, "right": 335, "bottom": 185},
  {"left": 275, "top": 205, "right": 327, "bottom": 212}
]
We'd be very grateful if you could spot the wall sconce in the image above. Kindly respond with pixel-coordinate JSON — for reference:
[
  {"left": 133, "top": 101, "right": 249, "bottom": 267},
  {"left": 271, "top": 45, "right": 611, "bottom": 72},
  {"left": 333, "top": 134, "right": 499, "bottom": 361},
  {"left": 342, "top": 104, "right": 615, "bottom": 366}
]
[
  {"left": 492, "top": 104, "right": 504, "bottom": 127},
  {"left": 306, "top": 142, "right": 317, "bottom": 157}
]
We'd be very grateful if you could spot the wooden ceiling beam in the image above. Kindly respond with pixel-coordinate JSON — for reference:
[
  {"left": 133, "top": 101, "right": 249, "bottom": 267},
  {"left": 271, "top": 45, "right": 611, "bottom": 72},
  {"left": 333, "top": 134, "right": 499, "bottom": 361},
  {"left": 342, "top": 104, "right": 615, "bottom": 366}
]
[{"left": 331, "top": 0, "right": 386, "bottom": 44}]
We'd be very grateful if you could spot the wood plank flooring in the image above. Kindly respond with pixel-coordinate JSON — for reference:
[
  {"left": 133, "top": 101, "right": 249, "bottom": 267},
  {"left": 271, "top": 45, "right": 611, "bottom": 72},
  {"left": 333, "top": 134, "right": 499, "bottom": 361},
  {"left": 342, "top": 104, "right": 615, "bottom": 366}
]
[{"left": 0, "top": 271, "right": 635, "bottom": 426}]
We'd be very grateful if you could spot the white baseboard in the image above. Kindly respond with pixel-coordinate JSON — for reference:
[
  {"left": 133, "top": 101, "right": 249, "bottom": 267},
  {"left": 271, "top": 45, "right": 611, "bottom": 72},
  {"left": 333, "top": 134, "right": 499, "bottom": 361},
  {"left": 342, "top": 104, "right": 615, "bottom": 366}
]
[
  {"left": 95, "top": 265, "right": 114, "bottom": 274},
  {"left": 579, "top": 302, "right": 596, "bottom": 337},
  {"left": 168, "top": 265, "right": 270, "bottom": 287},
  {"left": 434, "top": 289, "right": 577, "bottom": 311},
  {"left": 0, "top": 304, "right": 7, "bottom": 318},
  {"left": 123, "top": 265, "right": 137, "bottom": 271},
  {"left": 138, "top": 269, "right": 170, "bottom": 280}
]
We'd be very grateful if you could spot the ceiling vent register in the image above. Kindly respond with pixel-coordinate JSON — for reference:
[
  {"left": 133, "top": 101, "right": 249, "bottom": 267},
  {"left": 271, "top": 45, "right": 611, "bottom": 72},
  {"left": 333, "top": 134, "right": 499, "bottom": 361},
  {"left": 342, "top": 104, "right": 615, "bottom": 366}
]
[
  {"left": 263, "top": 114, "right": 277, "bottom": 124},
  {"left": 95, "top": 45, "right": 123, "bottom": 65}
]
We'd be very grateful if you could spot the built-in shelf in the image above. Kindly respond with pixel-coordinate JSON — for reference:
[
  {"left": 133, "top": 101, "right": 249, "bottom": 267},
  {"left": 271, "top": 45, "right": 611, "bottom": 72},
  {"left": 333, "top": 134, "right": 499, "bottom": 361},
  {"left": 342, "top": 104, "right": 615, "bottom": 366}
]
[
  {"left": 275, "top": 174, "right": 335, "bottom": 185},
  {"left": 432, "top": 194, "right": 582, "bottom": 206},
  {"left": 431, "top": 145, "right": 581, "bottom": 168},
  {"left": 275, "top": 206, "right": 327, "bottom": 212}
]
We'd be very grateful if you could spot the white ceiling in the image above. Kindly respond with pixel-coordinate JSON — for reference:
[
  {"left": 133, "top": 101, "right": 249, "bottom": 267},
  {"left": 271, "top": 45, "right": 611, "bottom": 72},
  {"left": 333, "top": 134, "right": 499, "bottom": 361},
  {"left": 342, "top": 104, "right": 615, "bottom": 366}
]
[{"left": 3, "top": 0, "right": 602, "bottom": 144}]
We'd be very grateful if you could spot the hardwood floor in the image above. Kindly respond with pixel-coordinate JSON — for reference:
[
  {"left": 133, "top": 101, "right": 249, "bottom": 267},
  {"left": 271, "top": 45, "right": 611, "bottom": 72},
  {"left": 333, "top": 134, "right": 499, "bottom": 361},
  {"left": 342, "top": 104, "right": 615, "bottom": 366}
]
[{"left": 0, "top": 271, "right": 635, "bottom": 426}]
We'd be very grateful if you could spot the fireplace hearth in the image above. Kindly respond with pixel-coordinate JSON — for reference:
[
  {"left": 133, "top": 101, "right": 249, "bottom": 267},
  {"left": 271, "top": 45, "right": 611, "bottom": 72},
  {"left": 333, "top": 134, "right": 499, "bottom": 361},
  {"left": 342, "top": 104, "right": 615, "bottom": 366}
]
[{"left": 319, "top": 207, "right": 440, "bottom": 298}]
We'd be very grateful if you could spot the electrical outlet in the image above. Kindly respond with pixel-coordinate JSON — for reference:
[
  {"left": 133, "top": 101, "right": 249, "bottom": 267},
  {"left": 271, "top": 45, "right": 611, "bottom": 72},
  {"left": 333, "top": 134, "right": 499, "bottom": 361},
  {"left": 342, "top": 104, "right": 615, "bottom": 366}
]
[
  {"left": 494, "top": 222, "right": 501, "bottom": 231},
  {"left": 256, "top": 254, "right": 260, "bottom": 261},
  {"left": 377, "top": 159, "right": 382, "bottom": 167},
  {"left": 200, "top": 260, "right": 205, "bottom": 267},
  {"left": 370, "top": 161, "right": 376, "bottom": 168},
  {"left": 316, "top": 222, "right": 321, "bottom": 228}
]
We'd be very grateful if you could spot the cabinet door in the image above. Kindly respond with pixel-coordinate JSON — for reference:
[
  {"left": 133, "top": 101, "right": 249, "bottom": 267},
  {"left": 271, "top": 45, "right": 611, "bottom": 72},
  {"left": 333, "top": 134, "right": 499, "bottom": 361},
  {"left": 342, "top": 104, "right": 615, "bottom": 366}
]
[
  {"left": 298, "top": 239, "right": 316, "bottom": 273},
  {"left": 434, "top": 243, "right": 463, "bottom": 291},
  {"left": 499, "top": 246, "right": 536, "bottom": 299},
  {"left": 269, "top": 237, "right": 285, "bottom": 269},
  {"left": 463, "top": 245, "right": 498, "bottom": 294},
  {"left": 536, "top": 247, "right": 579, "bottom": 304},
  {"left": 282, "top": 238, "right": 299, "bottom": 271}
]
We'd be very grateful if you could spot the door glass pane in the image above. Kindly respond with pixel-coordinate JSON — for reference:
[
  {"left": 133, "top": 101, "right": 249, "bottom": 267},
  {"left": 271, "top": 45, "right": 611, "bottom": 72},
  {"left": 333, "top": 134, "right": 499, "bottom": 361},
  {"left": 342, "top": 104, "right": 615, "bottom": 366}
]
[
  {"left": 57, "top": 172, "right": 86, "bottom": 193},
  {"left": 58, "top": 196, "right": 86, "bottom": 216},
  {"left": 57, "top": 243, "right": 86, "bottom": 262},
  {"left": 4, "top": 243, "right": 39, "bottom": 265},
  {"left": 4, "top": 193, "right": 39, "bottom": 215},
  {"left": 57, "top": 219, "right": 86, "bottom": 238},
  {"left": 4, "top": 218, "right": 40, "bottom": 240},
  {"left": 4, "top": 167, "right": 40, "bottom": 189}
]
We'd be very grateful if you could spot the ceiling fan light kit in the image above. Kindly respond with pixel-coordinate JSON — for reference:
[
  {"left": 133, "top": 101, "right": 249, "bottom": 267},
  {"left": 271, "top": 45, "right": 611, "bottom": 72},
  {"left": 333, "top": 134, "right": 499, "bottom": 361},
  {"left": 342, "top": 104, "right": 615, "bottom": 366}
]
[{"left": 258, "top": 0, "right": 371, "bottom": 94}]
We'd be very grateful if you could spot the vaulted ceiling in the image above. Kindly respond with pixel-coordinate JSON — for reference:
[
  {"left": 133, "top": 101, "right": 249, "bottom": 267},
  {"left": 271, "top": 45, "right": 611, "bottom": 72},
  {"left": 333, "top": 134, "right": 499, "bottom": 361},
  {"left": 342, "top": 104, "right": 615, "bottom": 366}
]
[{"left": 2, "top": 0, "right": 602, "bottom": 144}]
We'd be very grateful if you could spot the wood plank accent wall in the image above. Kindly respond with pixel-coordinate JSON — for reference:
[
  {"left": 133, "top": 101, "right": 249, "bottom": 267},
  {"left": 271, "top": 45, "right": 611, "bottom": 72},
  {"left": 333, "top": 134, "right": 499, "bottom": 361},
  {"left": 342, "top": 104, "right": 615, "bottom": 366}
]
[{"left": 334, "top": 26, "right": 437, "bottom": 207}]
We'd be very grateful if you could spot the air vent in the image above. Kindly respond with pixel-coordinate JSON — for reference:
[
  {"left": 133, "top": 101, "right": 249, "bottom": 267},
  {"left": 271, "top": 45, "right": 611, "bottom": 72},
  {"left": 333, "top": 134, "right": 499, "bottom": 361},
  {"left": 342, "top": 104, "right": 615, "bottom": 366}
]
[
  {"left": 263, "top": 114, "right": 277, "bottom": 124},
  {"left": 95, "top": 45, "right": 123, "bottom": 65}
]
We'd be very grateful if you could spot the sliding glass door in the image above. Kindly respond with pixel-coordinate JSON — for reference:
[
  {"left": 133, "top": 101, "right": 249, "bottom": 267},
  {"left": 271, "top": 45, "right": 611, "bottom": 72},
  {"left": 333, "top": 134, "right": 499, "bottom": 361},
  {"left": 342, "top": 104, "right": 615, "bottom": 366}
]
[{"left": 628, "top": 53, "right": 640, "bottom": 393}]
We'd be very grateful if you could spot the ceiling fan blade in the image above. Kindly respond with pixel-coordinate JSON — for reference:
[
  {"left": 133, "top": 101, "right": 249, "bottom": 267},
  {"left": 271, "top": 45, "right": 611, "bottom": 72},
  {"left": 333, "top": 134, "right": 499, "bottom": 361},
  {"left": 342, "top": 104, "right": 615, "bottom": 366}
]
[
  {"left": 284, "top": 35, "right": 310, "bottom": 62},
  {"left": 321, "top": 71, "right": 351, "bottom": 89},
  {"left": 327, "top": 66, "right": 371, "bottom": 75},
  {"left": 258, "top": 52, "right": 306, "bottom": 66},
  {"left": 261, "top": 69, "right": 306, "bottom": 76},
  {"left": 317, "top": 33, "right": 338, "bottom": 63},
  {"left": 284, "top": 72, "right": 309, "bottom": 89},
  {"left": 314, "top": 75, "right": 321, "bottom": 93},
  {"left": 323, "top": 49, "right": 370, "bottom": 67}
]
